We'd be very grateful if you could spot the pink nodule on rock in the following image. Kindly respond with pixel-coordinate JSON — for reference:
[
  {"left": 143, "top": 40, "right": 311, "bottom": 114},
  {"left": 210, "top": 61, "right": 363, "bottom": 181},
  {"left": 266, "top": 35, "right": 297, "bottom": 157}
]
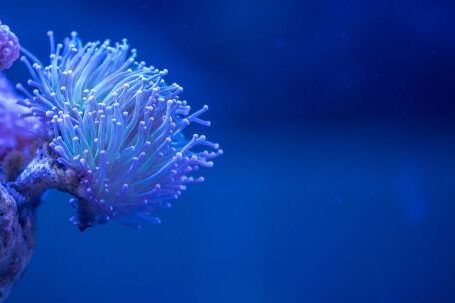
[{"left": 0, "top": 22, "right": 20, "bottom": 71}]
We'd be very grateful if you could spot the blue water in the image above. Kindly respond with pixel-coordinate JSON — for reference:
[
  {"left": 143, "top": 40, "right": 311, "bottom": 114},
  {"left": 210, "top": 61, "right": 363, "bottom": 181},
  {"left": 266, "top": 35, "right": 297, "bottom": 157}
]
[{"left": 3, "top": 0, "right": 455, "bottom": 302}]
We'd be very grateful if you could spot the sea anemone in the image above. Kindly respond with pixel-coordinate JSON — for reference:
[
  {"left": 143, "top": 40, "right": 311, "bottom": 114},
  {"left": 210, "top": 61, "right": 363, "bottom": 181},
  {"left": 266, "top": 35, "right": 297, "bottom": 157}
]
[
  {"left": 0, "top": 21, "right": 20, "bottom": 71},
  {"left": 19, "top": 31, "right": 222, "bottom": 227}
]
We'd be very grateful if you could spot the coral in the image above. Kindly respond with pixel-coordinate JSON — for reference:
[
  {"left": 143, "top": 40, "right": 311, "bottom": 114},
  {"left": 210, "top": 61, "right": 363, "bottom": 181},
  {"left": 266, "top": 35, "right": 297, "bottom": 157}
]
[
  {"left": 0, "top": 22, "right": 221, "bottom": 301},
  {"left": 19, "top": 32, "right": 222, "bottom": 228},
  {"left": 0, "top": 22, "right": 20, "bottom": 71}
]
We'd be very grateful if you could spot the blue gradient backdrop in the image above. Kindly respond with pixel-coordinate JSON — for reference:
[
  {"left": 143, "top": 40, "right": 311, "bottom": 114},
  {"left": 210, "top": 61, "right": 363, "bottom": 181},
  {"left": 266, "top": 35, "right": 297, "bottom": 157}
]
[{"left": 2, "top": 0, "right": 455, "bottom": 302}]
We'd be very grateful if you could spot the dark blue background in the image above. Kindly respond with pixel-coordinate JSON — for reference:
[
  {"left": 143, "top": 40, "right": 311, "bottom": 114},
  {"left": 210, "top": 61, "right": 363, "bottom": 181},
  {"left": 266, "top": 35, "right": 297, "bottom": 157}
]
[{"left": 2, "top": 0, "right": 455, "bottom": 302}]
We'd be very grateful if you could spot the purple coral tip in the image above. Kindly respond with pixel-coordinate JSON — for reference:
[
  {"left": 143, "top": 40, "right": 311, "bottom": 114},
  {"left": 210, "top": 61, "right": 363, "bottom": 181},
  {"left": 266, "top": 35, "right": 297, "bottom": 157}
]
[{"left": 0, "top": 21, "right": 20, "bottom": 71}]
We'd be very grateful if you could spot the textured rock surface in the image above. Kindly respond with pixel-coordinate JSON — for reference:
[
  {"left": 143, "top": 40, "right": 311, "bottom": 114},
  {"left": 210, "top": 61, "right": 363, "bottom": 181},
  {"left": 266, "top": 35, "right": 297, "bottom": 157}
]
[
  {"left": 12, "top": 144, "right": 94, "bottom": 230},
  {"left": 0, "top": 73, "right": 39, "bottom": 302},
  {"left": 0, "top": 184, "right": 35, "bottom": 302},
  {"left": 0, "top": 144, "right": 82, "bottom": 302}
]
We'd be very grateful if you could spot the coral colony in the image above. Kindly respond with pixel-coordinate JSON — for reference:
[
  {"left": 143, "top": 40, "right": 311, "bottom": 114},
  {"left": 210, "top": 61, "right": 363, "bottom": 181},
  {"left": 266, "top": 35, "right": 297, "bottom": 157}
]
[{"left": 0, "top": 21, "right": 221, "bottom": 301}]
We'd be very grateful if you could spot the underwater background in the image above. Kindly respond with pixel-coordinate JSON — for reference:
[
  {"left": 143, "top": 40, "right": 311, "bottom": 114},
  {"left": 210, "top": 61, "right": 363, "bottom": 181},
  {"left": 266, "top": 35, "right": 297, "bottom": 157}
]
[{"left": 2, "top": 0, "right": 455, "bottom": 302}]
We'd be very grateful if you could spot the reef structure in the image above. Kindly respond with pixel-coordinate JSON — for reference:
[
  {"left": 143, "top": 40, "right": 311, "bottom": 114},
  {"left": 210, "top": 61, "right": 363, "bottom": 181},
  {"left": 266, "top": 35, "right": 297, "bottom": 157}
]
[{"left": 0, "top": 22, "right": 221, "bottom": 302}]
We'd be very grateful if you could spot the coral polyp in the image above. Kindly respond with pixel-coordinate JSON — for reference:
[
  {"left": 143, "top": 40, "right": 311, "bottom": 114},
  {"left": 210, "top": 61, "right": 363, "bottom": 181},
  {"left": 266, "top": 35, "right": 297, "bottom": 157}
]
[
  {"left": 19, "top": 32, "right": 222, "bottom": 227},
  {"left": 0, "top": 21, "right": 20, "bottom": 71}
]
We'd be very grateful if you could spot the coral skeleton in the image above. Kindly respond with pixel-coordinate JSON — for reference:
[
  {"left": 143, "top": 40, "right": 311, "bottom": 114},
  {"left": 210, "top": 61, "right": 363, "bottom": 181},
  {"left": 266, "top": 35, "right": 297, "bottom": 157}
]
[{"left": 0, "top": 22, "right": 221, "bottom": 302}]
